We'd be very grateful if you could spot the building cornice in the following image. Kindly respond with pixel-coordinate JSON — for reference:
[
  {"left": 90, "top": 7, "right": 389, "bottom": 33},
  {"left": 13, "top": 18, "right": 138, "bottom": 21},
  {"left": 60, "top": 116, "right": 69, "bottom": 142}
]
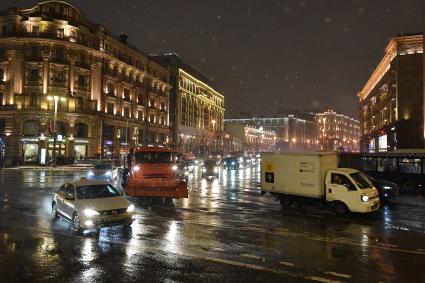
[{"left": 357, "top": 34, "right": 423, "bottom": 102}]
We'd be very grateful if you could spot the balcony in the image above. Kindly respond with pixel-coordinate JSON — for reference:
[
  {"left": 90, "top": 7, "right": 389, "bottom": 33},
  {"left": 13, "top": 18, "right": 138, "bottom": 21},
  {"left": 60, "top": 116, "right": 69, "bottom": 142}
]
[{"left": 75, "top": 61, "right": 91, "bottom": 70}]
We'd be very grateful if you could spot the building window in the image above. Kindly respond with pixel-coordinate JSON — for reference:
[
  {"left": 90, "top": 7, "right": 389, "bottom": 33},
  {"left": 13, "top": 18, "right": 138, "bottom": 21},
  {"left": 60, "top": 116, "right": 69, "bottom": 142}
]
[
  {"left": 124, "top": 107, "right": 130, "bottom": 118},
  {"left": 1, "top": 25, "right": 7, "bottom": 36},
  {"left": 56, "top": 48, "right": 64, "bottom": 60},
  {"left": 79, "top": 53, "right": 86, "bottom": 64},
  {"left": 29, "top": 93, "right": 38, "bottom": 107},
  {"left": 123, "top": 88, "right": 130, "bottom": 100},
  {"left": 56, "top": 28, "right": 64, "bottom": 39},
  {"left": 77, "top": 97, "right": 83, "bottom": 110},
  {"left": 138, "top": 110, "right": 144, "bottom": 121},
  {"left": 54, "top": 71, "right": 65, "bottom": 83},
  {"left": 32, "top": 26, "right": 39, "bottom": 36},
  {"left": 0, "top": 47, "right": 5, "bottom": 58},
  {"left": 31, "top": 46, "right": 38, "bottom": 57},
  {"left": 149, "top": 115, "right": 155, "bottom": 123},
  {"left": 30, "top": 69, "right": 39, "bottom": 81},
  {"left": 149, "top": 98, "right": 155, "bottom": 108},
  {"left": 78, "top": 75, "right": 86, "bottom": 87},
  {"left": 107, "top": 102, "right": 114, "bottom": 114},
  {"left": 0, "top": 92, "right": 3, "bottom": 105},
  {"left": 23, "top": 120, "right": 39, "bottom": 136},
  {"left": 107, "top": 82, "right": 114, "bottom": 95}
]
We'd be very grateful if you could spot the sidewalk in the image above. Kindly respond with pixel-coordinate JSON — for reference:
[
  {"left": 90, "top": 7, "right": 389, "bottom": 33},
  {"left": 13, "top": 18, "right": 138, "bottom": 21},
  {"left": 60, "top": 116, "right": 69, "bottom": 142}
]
[
  {"left": 388, "top": 195, "right": 425, "bottom": 208},
  {"left": 2, "top": 164, "right": 94, "bottom": 171}
]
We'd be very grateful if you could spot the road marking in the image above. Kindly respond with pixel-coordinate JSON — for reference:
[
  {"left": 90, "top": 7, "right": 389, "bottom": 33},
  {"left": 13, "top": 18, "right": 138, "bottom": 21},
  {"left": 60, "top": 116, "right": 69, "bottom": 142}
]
[
  {"left": 280, "top": 261, "right": 295, "bottom": 267},
  {"left": 324, "top": 271, "right": 352, "bottom": 278},
  {"left": 307, "top": 276, "right": 344, "bottom": 283},
  {"left": 240, "top": 253, "right": 262, "bottom": 260}
]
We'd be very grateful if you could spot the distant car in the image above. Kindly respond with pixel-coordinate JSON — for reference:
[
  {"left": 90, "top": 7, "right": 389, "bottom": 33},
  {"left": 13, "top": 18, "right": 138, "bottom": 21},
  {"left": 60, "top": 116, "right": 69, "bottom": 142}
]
[
  {"left": 87, "top": 162, "right": 118, "bottom": 181},
  {"left": 222, "top": 157, "right": 240, "bottom": 170},
  {"left": 174, "top": 160, "right": 194, "bottom": 181},
  {"left": 202, "top": 159, "right": 220, "bottom": 179},
  {"left": 52, "top": 179, "right": 135, "bottom": 233},
  {"left": 369, "top": 176, "right": 400, "bottom": 201}
]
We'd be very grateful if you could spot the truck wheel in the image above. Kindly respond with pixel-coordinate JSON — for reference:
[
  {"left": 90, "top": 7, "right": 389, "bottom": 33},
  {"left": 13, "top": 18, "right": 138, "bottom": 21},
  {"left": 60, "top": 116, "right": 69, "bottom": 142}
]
[
  {"left": 333, "top": 202, "right": 348, "bottom": 215},
  {"left": 280, "top": 196, "right": 292, "bottom": 207}
]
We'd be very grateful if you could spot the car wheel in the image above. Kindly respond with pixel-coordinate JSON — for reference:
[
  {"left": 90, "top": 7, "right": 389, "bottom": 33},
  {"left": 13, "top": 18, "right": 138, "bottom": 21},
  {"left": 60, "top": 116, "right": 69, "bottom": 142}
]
[
  {"left": 72, "top": 212, "right": 82, "bottom": 234},
  {"left": 333, "top": 201, "right": 349, "bottom": 215},
  {"left": 52, "top": 202, "right": 59, "bottom": 219}
]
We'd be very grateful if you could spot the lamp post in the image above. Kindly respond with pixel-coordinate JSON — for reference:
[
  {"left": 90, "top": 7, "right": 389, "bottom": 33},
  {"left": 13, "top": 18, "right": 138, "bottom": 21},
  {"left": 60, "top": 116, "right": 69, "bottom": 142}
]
[
  {"left": 47, "top": 95, "right": 66, "bottom": 167},
  {"left": 211, "top": 119, "right": 216, "bottom": 152}
]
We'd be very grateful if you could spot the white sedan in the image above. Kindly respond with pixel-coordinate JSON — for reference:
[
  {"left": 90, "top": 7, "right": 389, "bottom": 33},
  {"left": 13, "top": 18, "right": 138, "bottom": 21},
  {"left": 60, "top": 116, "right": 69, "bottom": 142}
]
[
  {"left": 52, "top": 179, "right": 135, "bottom": 233},
  {"left": 87, "top": 162, "right": 118, "bottom": 181}
]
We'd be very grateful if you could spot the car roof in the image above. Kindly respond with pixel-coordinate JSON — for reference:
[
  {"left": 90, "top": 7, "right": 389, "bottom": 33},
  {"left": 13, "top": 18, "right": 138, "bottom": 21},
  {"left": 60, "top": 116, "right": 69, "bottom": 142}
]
[{"left": 68, "top": 178, "right": 111, "bottom": 187}]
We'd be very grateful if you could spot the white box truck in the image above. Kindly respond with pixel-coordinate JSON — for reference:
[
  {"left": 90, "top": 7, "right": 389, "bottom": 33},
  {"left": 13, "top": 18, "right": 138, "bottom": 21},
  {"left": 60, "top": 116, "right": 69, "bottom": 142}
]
[{"left": 261, "top": 152, "right": 380, "bottom": 214}]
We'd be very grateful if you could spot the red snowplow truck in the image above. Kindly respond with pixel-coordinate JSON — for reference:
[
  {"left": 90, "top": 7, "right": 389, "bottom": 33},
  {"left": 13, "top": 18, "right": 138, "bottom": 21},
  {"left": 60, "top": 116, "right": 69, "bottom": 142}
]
[{"left": 125, "top": 147, "right": 188, "bottom": 198}]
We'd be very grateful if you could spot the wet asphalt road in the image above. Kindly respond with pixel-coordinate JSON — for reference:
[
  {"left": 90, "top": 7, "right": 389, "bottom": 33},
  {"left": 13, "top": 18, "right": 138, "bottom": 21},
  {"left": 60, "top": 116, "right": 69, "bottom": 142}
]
[{"left": 0, "top": 165, "right": 425, "bottom": 282}]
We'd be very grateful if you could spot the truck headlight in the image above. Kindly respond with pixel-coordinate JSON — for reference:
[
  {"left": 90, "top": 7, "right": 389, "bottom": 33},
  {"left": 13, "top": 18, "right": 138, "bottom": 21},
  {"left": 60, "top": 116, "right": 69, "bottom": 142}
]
[
  {"left": 172, "top": 165, "right": 178, "bottom": 171},
  {"left": 127, "top": 204, "right": 135, "bottom": 213},
  {"left": 105, "top": 170, "right": 112, "bottom": 177},
  {"left": 87, "top": 171, "right": 94, "bottom": 177},
  {"left": 361, "top": 195, "right": 369, "bottom": 202},
  {"left": 231, "top": 162, "right": 235, "bottom": 165},
  {"left": 382, "top": 186, "right": 392, "bottom": 190},
  {"left": 202, "top": 168, "right": 206, "bottom": 173},
  {"left": 84, "top": 208, "right": 99, "bottom": 217},
  {"left": 214, "top": 167, "right": 219, "bottom": 173}
]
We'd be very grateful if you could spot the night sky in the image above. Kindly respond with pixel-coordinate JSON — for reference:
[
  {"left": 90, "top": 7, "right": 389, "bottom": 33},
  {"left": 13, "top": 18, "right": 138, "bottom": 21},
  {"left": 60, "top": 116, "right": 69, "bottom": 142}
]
[{"left": 2, "top": 0, "right": 422, "bottom": 119}]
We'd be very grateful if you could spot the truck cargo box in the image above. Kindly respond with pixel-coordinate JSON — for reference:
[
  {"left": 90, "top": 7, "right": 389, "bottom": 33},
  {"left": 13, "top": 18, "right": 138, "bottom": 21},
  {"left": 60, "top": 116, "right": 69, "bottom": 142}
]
[{"left": 261, "top": 152, "right": 338, "bottom": 198}]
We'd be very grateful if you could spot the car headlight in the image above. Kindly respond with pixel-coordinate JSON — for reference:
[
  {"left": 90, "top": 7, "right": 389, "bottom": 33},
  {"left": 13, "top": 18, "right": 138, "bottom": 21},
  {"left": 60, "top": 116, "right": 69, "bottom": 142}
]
[
  {"left": 105, "top": 170, "right": 112, "bottom": 177},
  {"left": 172, "top": 165, "right": 178, "bottom": 171},
  {"left": 133, "top": 165, "right": 140, "bottom": 172},
  {"left": 87, "top": 171, "right": 94, "bottom": 177},
  {"left": 231, "top": 162, "right": 235, "bottom": 165},
  {"left": 239, "top": 158, "right": 243, "bottom": 162},
  {"left": 184, "top": 171, "right": 189, "bottom": 176},
  {"left": 202, "top": 168, "right": 206, "bottom": 173},
  {"left": 214, "top": 167, "right": 219, "bottom": 173},
  {"left": 127, "top": 204, "right": 135, "bottom": 213},
  {"left": 361, "top": 195, "right": 369, "bottom": 202},
  {"left": 382, "top": 186, "right": 392, "bottom": 190},
  {"left": 84, "top": 208, "right": 99, "bottom": 217}
]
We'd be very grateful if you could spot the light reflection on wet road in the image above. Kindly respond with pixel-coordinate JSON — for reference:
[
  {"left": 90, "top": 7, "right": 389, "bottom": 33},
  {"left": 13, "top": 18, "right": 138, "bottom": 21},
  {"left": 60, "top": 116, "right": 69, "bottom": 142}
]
[{"left": 0, "top": 165, "right": 425, "bottom": 282}]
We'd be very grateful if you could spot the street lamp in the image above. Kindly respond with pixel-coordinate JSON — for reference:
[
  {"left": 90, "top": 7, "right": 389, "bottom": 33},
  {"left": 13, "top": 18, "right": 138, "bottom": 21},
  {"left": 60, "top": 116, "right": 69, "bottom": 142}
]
[{"left": 47, "top": 95, "right": 66, "bottom": 166}]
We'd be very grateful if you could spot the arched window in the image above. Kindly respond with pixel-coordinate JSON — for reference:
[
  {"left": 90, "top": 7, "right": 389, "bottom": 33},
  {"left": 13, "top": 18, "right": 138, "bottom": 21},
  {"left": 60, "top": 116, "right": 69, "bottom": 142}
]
[{"left": 75, "top": 122, "right": 88, "bottom": 138}]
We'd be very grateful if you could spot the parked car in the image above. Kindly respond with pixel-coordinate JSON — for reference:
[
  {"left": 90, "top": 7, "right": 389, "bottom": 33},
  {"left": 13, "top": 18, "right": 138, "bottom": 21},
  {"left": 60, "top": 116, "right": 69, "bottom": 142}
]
[
  {"left": 202, "top": 159, "right": 220, "bottom": 179},
  {"left": 52, "top": 179, "right": 135, "bottom": 233},
  {"left": 87, "top": 162, "right": 118, "bottom": 181},
  {"left": 222, "top": 157, "right": 240, "bottom": 170},
  {"left": 368, "top": 176, "right": 400, "bottom": 201}
]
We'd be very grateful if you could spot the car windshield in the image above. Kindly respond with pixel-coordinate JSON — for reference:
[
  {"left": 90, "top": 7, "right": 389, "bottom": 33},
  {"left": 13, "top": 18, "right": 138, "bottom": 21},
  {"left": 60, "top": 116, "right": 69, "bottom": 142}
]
[
  {"left": 95, "top": 163, "right": 112, "bottom": 170},
  {"left": 350, "top": 172, "right": 372, "bottom": 189},
  {"left": 135, "top": 152, "right": 173, "bottom": 164},
  {"left": 76, "top": 184, "right": 120, "bottom": 199}
]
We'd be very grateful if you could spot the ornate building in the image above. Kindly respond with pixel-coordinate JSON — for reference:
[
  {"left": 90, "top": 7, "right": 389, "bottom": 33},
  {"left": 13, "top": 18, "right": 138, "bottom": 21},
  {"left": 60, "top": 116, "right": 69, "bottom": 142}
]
[
  {"left": 151, "top": 53, "right": 225, "bottom": 157},
  {"left": 316, "top": 110, "right": 360, "bottom": 152},
  {"left": 225, "top": 113, "right": 319, "bottom": 152},
  {"left": 358, "top": 34, "right": 423, "bottom": 152},
  {"left": 0, "top": 1, "right": 171, "bottom": 165},
  {"left": 224, "top": 123, "right": 276, "bottom": 153}
]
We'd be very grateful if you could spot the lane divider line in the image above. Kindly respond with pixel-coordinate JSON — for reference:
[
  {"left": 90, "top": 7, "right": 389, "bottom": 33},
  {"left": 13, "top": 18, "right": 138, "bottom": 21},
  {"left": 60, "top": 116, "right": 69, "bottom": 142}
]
[
  {"left": 240, "top": 254, "right": 262, "bottom": 260},
  {"left": 306, "top": 276, "right": 344, "bottom": 283},
  {"left": 324, "top": 271, "right": 352, "bottom": 279},
  {"left": 280, "top": 261, "right": 296, "bottom": 267}
]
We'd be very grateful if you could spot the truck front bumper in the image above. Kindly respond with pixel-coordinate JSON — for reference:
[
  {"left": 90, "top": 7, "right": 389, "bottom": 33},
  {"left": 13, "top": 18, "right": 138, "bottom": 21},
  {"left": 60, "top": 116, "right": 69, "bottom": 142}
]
[{"left": 125, "top": 179, "right": 188, "bottom": 198}]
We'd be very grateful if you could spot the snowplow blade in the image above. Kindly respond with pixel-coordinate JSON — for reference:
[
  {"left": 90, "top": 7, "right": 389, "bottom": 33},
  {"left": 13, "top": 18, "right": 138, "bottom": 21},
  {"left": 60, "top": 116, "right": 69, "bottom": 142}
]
[{"left": 125, "top": 179, "right": 188, "bottom": 198}]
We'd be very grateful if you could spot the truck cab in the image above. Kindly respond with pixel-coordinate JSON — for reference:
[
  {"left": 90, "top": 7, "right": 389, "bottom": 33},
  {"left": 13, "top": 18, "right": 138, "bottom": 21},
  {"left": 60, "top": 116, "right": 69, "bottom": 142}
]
[
  {"left": 325, "top": 168, "right": 379, "bottom": 214},
  {"left": 124, "top": 147, "right": 188, "bottom": 198}
]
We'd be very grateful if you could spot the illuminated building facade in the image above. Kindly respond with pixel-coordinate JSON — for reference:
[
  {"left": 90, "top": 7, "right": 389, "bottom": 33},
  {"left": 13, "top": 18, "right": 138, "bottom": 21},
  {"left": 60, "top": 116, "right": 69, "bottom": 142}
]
[
  {"left": 0, "top": 1, "right": 171, "bottom": 165},
  {"left": 316, "top": 110, "right": 360, "bottom": 152},
  {"left": 358, "top": 34, "right": 423, "bottom": 152},
  {"left": 225, "top": 114, "right": 319, "bottom": 152},
  {"left": 151, "top": 53, "right": 225, "bottom": 157},
  {"left": 224, "top": 123, "right": 276, "bottom": 153}
]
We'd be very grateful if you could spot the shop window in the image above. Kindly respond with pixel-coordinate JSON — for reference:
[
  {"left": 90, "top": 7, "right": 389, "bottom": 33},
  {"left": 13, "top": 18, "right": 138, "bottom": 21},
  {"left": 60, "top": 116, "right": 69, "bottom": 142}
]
[
  {"left": 75, "top": 122, "right": 88, "bottom": 138},
  {"left": 362, "top": 157, "right": 376, "bottom": 172},
  {"left": 398, "top": 159, "right": 421, "bottom": 174},
  {"left": 30, "top": 69, "right": 39, "bottom": 81},
  {"left": 74, "top": 144, "right": 87, "bottom": 159},
  {"left": 23, "top": 120, "right": 39, "bottom": 136},
  {"left": 23, "top": 143, "right": 38, "bottom": 162}
]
